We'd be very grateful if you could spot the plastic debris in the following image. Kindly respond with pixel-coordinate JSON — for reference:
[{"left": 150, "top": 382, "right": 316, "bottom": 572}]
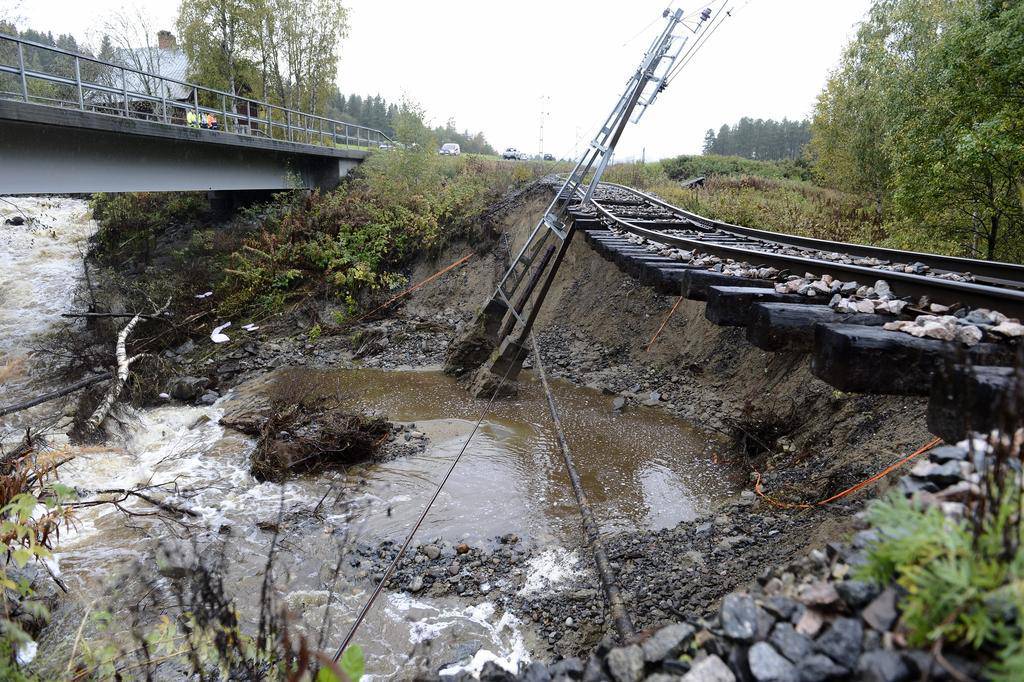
[{"left": 211, "top": 322, "right": 231, "bottom": 344}]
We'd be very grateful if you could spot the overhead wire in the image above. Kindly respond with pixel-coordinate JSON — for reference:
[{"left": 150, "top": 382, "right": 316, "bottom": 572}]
[
  {"left": 331, "top": 343, "right": 523, "bottom": 662},
  {"left": 663, "top": 0, "right": 754, "bottom": 89},
  {"left": 663, "top": 0, "right": 731, "bottom": 86}
]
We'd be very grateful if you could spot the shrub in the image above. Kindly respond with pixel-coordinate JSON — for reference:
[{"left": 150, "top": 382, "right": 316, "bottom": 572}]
[
  {"left": 89, "top": 192, "right": 209, "bottom": 262},
  {"left": 219, "top": 149, "right": 548, "bottom": 317},
  {"left": 860, "top": 430, "right": 1024, "bottom": 679},
  {"left": 659, "top": 154, "right": 812, "bottom": 182}
]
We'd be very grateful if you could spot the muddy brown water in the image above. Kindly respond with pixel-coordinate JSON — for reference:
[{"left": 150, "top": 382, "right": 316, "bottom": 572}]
[
  {"left": 40, "top": 367, "right": 741, "bottom": 679},
  {"left": 327, "top": 367, "right": 740, "bottom": 543}
]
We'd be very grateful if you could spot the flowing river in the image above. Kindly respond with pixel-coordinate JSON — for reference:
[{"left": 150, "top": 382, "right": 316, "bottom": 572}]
[{"left": 0, "top": 197, "right": 742, "bottom": 679}]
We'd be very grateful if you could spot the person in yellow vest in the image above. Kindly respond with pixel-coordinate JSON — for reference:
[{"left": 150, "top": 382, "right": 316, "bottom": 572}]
[{"left": 186, "top": 109, "right": 198, "bottom": 128}]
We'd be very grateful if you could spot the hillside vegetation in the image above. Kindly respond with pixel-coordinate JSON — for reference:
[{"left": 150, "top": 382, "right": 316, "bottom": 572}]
[
  {"left": 604, "top": 159, "right": 886, "bottom": 248},
  {"left": 90, "top": 147, "right": 548, "bottom": 321},
  {"left": 808, "top": 0, "right": 1023, "bottom": 262}
]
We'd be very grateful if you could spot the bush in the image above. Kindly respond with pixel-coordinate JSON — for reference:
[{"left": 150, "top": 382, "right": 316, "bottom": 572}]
[
  {"left": 659, "top": 154, "right": 812, "bottom": 182},
  {"left": 219, "top": 150, "right": 548, "bottom": 317},
  {"left": 89, "top": 192, "right": 209, "bottom": 263}
]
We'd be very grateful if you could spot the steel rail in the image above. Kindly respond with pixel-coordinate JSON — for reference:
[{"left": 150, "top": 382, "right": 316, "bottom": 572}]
[
  {"left": 586, "top": 184, "right": 1024, "bottom": 319},
  {"left": 0, "top": 32, "right": 392, "bottom": 150},
  {"left": 600, "top": 181, "right": 1024, "bottom": 285}
]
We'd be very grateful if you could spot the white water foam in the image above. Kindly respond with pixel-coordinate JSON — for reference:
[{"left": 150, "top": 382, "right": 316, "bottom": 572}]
[
  {"left": 385, "top": 593, "right": 530, "bottom": 678},
  {"left": 520, "top": 546, "right": 579, "bottom": 594},
  {"left": 0, "top": 197, "right": 95, "bottom": 362}
]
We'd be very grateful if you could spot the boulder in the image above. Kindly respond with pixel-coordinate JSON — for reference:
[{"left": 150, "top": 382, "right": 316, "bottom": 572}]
[{"left": 168, "top": 376, "right": 210, "bottom": 401}]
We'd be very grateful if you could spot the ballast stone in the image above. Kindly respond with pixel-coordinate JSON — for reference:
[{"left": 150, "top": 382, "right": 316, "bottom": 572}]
[
  {"left": 813, "top": 617, "right": 863, "bottom": 670},
  {"left": 606, "top": 644, "right": 645, "bottom": 682},
  {"left": 681, "top": 655, "right": 735, "bottom": 682},
  {"left": 642, "top": 623, "right": 695, "bottom": 662},
  {"left": 720, "top": 593, "right": 758, "bottom": 641},
  {"left": 767, "top": 623, "right": 811, "bottom": 662},
  {"left": 796, "top": 654, "right": 847, "bottom": 682},
  {"left": 856, "top": 650, "right": 911, "bottom": 682},
  {"left": 747, "top": 642, "right": 797, "bottom": 682}
]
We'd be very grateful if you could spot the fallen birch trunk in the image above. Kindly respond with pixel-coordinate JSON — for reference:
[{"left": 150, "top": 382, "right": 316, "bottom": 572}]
[{"left": 83, "top": 298, "right": 170, "bottom": 434}]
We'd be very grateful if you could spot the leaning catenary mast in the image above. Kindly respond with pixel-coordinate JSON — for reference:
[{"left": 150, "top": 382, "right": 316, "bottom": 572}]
[{"left": 445, "top": 6, "right": 720, "bottom": 397}]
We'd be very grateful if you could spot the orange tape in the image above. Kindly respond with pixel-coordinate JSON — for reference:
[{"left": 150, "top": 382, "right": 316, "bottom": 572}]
[
  {"left": 646, "top": 294, "right": 684, "bottom": 352},
  {"left": 753, "top": 437, "right": 943, "bottom": 509},
  {"left": 354, "top": 253, "right": 473, "bottom": 323}
]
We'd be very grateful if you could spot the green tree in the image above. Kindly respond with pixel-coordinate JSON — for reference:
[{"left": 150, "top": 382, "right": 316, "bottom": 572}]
[
  {"left": 809, "top": 0, "right": 1023, "bottom": 260},
  {"left": 702, "top": 128, "right": 716, "bottom": 154},
  {"left": 886, "top": 0, "right": 1024, "bottom": 260},
  {"left": 176, "top": 0, "right": 347, "bottom": 115},
  {"left": 176, "top": 0, "right": 255, "bottom": 97}
]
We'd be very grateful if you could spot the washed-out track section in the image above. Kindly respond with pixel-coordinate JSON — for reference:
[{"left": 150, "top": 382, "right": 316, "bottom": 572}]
[{"left": 570, "top": 182, "right": 1023, "bottom": 444}]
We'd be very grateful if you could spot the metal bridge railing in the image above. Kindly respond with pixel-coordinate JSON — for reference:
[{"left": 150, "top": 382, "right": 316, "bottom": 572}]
[{"left": 0, "top": 32, "right": 394, "bottom": 152}]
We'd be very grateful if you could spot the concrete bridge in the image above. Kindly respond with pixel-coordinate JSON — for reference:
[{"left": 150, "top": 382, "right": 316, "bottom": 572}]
[{"left": 0, "top": 33, "right": 391, "bottom": 195}]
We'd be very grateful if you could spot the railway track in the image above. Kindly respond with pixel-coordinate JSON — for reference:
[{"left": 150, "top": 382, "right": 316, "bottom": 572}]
[
  {"left": 565, "top": 181, "right": 1022, "bottom": 444},
  {"left": 577, "top": 182, "right": 1024, "bottom": 318}
]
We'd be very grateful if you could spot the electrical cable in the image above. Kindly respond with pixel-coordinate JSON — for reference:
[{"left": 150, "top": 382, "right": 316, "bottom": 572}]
[
  {"left": 530, "top": 331, "right": 636, "bottom": 640},
  {"left": 665, "top": 0, "right": 754, "bottom": 86},
  {"left": 663, "top": 0, "right": 731, "bottom": 85}
]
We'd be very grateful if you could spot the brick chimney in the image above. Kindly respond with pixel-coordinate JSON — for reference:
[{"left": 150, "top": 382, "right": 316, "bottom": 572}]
[{"left": 157, "top": 30, "right": 176, "bottom": 50}]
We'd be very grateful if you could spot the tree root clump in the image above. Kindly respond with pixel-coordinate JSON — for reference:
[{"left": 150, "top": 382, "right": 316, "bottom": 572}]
[{"left": 245, "top": 403, "right": 390, "bottom": 483}]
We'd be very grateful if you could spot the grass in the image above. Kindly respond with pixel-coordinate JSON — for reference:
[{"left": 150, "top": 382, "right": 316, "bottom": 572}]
[
  {"left": 600, "top": 156, "right": 998, "bottom": 258},
  {"left": 860, "top": 427, "right": 1024, "bottom": 679}
]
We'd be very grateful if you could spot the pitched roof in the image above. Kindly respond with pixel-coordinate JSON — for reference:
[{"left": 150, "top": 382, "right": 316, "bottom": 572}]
[{"left": 113, "top": 47, "right": 193, "bottom": 101}]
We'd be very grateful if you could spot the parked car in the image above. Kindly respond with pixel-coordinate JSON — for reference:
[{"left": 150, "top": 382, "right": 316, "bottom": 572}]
[
  {"left": 378, "top": 143, "right": 395, "bottom": 151},
  {"left": 502, "top": 147, "right": 520, "bottom": 160},
  {"left": 543, "top": 153, "right": 555, "bottom": 161},
  {"left": 518, "top": 151, "right": 530, "bottom": 160},
  {"left": 439, "top": 143, "right": 461, "bottom": 156}
]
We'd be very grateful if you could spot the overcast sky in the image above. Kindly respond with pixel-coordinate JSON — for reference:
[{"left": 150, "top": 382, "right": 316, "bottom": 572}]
[{"left": 12, "top": 0, "right": 872, "bottom": 160}]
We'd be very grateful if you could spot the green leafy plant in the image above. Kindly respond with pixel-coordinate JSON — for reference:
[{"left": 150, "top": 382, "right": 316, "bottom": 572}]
[{"left": 860, "top": 430, "right": 1024, "bottom": 679}]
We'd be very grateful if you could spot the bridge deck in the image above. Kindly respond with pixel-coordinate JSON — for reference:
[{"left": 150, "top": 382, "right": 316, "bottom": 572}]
[{"left": 0, "top": 99, "right": 370, "bottom": 194}]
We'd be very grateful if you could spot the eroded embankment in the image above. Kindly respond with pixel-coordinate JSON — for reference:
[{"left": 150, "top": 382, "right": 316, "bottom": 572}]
[{"left": 338, "top": 185, "right": 933, "bottom": 656}]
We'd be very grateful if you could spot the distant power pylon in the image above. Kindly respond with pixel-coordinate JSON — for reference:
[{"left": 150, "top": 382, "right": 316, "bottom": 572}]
[{"left": 538, "top": 95, "right": 550, "bottom": 156}]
